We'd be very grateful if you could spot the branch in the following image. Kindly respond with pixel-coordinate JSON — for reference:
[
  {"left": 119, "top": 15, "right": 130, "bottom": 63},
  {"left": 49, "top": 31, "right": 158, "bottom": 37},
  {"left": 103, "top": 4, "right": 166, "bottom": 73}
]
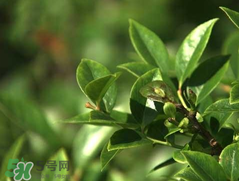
[{"left": 175, "top": 104, "right": 223, "bottom": 155}]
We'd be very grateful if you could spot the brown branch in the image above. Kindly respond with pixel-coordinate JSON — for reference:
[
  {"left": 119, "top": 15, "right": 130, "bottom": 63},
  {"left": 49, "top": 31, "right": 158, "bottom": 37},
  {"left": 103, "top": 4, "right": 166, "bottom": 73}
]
[{"left": 175, "top": 104, "right": 223, "bottom": 155}]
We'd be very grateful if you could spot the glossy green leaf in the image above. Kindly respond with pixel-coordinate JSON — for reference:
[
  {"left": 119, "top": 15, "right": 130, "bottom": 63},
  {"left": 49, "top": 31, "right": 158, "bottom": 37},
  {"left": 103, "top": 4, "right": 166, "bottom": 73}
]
[
  {"left": 174, "top": 167, "right": 202, "bottom": 181},
  {"left": 140, "top": 80, "right": 175, "bottom": 103},
  {"left": 41, "top": 148, "right": 69, "bottom": 181},
  {"left": 130, "top": 69, "right": 162, "bottom": 125},
  {"left": 100, "top": 143, "right": 120, "bottom": 171},
  {"left": 129, "top": 19, "right": 169, "bottom": 72},
  {"left": 0, "top": 94, "right": 59, "bottom": 147},
  {"left": 117, "top": 62, "right": 155, "bottom": 78},
  {"left": 85, "top": 72, "right": 121, "bottom": 107},
  {"left": 175, "top": 19, "right": 218, "bottom": 87},
  {"left": 173, "top": 144, "right": 190, "bottom": 163},
  {"left": 220, "top": 7, "right": 239, "bottom": 29},
  {"left": 72, "top": 125, "right": 114, "bottom": 169},
  {"left": 223, "top": 32, "right": 239, "bottom": 78},
  {"left": 182, "top": 151, "right": 227, "bottom": 181},
  {"left": 76, "top": 59, "right": 117, "bottom": 112},
  {"left": 108, "top": 129, "right": 152, "bottom": 151},
  {"left": 0, "top": 135, "right": 25, "bottom": 181},
  {"left": 230, "top": 83, "right": 239, "bottom": 104},
  {"left": 188, "top": 55, "right": 230, "bottom": 105},
  {"left": 219, "top": 143, "right": 239, "bottom": 181},
  {"left": 148, "top": 158, "right": 176, "bottom": 175},
  {"left": 61, "top": 110, "right": 139, "bottom": 128},
  {"left": 204, "top": 99, "right": 239, "bottom": 129}
]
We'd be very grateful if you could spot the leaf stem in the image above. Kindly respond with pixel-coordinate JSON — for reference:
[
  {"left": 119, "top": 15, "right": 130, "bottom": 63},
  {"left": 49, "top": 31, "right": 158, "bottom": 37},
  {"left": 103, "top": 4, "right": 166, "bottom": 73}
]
[
  {"left": 177, "top": 89, "right": 188, "bottom": 108},
  {"left": 147, "top": 137, "right": 184, "bottom": 149}
]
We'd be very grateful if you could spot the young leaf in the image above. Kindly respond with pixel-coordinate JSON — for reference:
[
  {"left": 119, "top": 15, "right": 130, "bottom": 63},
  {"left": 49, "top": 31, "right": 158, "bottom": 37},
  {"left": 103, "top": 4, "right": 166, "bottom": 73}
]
[
  {"left": 140, "top": 80, "right": 175, "bottom": 103},
  {"left": 61, "top": 110, "right": 139, "bottom": 128},
  {"left": 188, "top": 55, "right": 230, "bottom": 105},
  {"left": 230, "top": 83, "right": 239, "bottom": 104},
  {"left": 108, "top": 129, "right": 152, "bottom": 151},
  {"left": 182, "top": 151, "right": 227, "bottom": 181},
  {"left": 148, "top": 158, "right": 176, "bottom": 175},
  {"left": 220, "top": 7, "right": 239, "bottom": 29},
  {"left": 204, "top": 99, "right": 239, "bottom": 129},
  {"left": 117, "top": 62, "right": 155, "bottom": 78},
  {"left": 129, "top": 19, "right": 169, "bottom": 72},
  {"left": 85, "top": 72, "right": 121, "bottom": 108},
  {"left": 41, "top": 148, "right": 69, "bottom": 181},
  {"left": 100, "top": 143, "right": 120, "bottom": 171},
  {"left": 130, "top": 68, "right": 162, "bottom": 125},
  {"left": 175, "top": 18, "right": 218, "bottom": 87},
  {"left": 219, "top": 143, "right": 239, "bottom": 181},
  {"left": 76, "top": 59, "right": 117, "bottom": 112},
  {"left": 174, "top": 167, "right": 202, "bottom": 181}
]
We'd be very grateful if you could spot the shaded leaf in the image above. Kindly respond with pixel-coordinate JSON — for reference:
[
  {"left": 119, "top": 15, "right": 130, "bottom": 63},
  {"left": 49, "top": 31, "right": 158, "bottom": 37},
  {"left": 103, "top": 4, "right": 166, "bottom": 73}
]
[
  {"left": 203, "top": 99, "right": 239, "bottom": 129},
  {"left": 130, "top": 69, "right": 162, "bottom": 126},
  {"left": 188, "top": 55, "right": 230, "bottom": 105},
  {"left": 129, "top": 19, "right": 169, "bottom": 72},
  {"left": 175, "top": 19, "right": 218, "bottom": 87},
  {"left": 76, "top": 59, "right": 117, "bottom": 112},
  {"left": 85, "top": 72, "right": 121, "bottom": 108},
  {"left": 220, "top": 7, "right": 239, "bottom": 29},
  {"left": 100, "top": 143, "right": 120, "bottom": 171},
  {"left": 173, "top": 144, "right": 190, "bottom": 164},
  {"left": 182, "top": 151, "right": 227, "bottom": 181},
  {"left": 41, "top": 148, "right": 69, "bottom": 181},
  {"left": 219, "top": 142, "right": 239, "bottom": 181},
  {"left": 148, "top": 158, "right": 176, "bottom": 175},
  {"left": 174, "top": 167, "right": 202, "bottom": 181},
  {"left": 108, "top": 129, "right": 152, "bottom": 151},
  {"left": 117, "top": 62, "right": 155, "bottom": 78}
]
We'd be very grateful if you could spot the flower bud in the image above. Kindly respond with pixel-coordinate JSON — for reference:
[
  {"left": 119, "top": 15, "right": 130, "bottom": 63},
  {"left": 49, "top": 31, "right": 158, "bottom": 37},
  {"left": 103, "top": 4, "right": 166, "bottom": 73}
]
[{"left": 163, "top": 102, "right": 176, "bottom": 118}]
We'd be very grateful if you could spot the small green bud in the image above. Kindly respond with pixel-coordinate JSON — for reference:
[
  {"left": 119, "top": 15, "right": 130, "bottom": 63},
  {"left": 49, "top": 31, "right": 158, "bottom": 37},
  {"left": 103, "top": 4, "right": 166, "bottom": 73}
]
[
  {"left": 164, "top": 119, "right": 175, "bottom": 128},
  {"left": 163, "top": 102, "right": 176, "bottom": 117},
  {"left": 178, "top": 117, "right": 189, "bottom": 128}
]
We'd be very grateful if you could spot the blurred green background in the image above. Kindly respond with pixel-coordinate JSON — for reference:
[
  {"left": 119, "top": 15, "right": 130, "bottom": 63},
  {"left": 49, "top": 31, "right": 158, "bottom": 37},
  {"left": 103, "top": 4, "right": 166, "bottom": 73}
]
[{"left": 0, "top": 0, "right": 239, "bottom": 180}]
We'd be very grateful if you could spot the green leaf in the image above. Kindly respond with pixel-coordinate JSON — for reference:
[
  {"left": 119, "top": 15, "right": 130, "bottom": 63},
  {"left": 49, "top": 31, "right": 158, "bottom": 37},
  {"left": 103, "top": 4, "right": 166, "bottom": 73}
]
[
  {"left": 219, "top": 143, "right": 239, "bottom": 181},
  {"left": 117, "top": 62, "right": 155, "bottom": 78},
  {"left": 230, "top": 83, "right": 239, "bottom": 104},
  {"left": 76, "top": 59, "right": 117, "bottom": 112},
  {"left": 129, "top": 19, "right": 169, "bottom": 72},
  {"left": 130, "top": 69, "right": 162, "bottom": 126},
  {"left": 0, "top": 135, "right": 25, "bottom": 181},
  {"left": 61, "top": 110, "right": 139, "bottom": 128},
  {"left": 173, "top": 144, "right": 190, "bottom": 163},
  {"left": 100, "top": 143, "right": 120, "bottom": 171},
  {"left": 140, "top": 80, "right": 175, "bottom": 103},
  {"left": 220, "top": 7, "right": 239, "bottom": 29},
  {"left": 188, "top": 55, "right": 230, "bottom": 105},
  {"left": 175, "top": 18, "right": 218, "bottom": 87},
  {"left": 148, "top": 158, "right": 176, "bottom": 175},
  {"left": 223, "top": 32, "right": 239, "bottom": 79},
  {"left": 72, "top": 125, "right": 114, "bottom": 169},
  {"left": 174, "top": 167, "right": 202, "bottom": 181},
  {"left": 203, "top": 99, "right": 239, "bottom": 129},
  {"left": 108, "top": 129, "right": 152, "bottom": 151},
  {"left": 41, "top": 148, "right": 69, "bottom": 181},
  {"left": 182, "top": 151, "right": 227, "bottom": 181},
  {"left": 85, "top": 72, "right": 121, "bottom": 107},
  {"left": 0, "top": 94, "right": 59, "bottom": 147}
]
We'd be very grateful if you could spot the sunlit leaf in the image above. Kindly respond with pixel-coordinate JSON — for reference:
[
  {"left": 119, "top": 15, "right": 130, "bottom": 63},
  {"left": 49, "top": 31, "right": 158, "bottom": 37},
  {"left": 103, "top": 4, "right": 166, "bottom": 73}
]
[
  {"left": 175, "top": 19, "right": 218, "bottom": 87},
  {"left": 230, "top": 83, "right": 239, "bottom": 104}
]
